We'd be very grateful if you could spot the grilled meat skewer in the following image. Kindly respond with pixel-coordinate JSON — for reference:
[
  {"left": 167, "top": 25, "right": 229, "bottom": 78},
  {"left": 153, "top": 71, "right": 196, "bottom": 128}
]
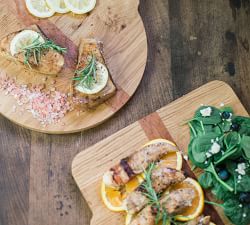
[
  {"left": 103, "top": 141, "right": 179, "bottom": 188},
  {"left": 130, "top": 188, "right": 195, "bottom": 225},
  {"left": 125, "top": 166, "right": 185, "bottom": 214}
]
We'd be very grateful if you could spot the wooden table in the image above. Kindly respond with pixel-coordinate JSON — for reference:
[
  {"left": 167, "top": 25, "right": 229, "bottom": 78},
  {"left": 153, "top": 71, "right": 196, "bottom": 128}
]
[{"left": 0, "top": 1, "right": 249, "bottom": 225}]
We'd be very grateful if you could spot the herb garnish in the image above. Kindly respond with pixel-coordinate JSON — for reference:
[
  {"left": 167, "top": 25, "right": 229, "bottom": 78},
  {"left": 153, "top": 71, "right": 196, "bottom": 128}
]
[
  {"left": 141, "top": 163, "right": 183, "bottom": 225},
  {"left": 186, "top": 105, "right": 250, "bottom": 225},
  {"left": 21, "top": 35, "right": 67, "bottom": 67},
  {"left": 72, "top": 55, "right": 97, "bottom": 89}
]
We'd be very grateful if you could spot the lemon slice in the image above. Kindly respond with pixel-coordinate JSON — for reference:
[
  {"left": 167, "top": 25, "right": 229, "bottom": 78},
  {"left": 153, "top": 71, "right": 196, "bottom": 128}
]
[
  {"left": 75, "top": 62, "right": 109, "bottom": 95},
  {"left": 64, "top": 0, "right": 96, "bottom": 14},
  {"left": 46, "top": 0, "right": 70, "bottom": 13},
  {"left": 25, "top": 0, "right": 55, "bottom": 18},
  {"left": 10, "top": 30, "right": 45, "bottom": 56}
]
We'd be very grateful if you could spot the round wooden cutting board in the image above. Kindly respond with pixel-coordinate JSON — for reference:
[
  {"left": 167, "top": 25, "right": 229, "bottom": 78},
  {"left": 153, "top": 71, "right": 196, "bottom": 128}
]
[{"left": 0, "top": 0, "right": 147, "bottom": 134}]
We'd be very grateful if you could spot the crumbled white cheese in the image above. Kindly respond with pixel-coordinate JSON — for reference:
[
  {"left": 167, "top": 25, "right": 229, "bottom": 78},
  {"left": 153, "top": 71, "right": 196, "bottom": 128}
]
[
  {"left": 206, "top": 152, "right": 212, "bottom": 158},
  {"left": 183, "top": 155, "right": 188, "bottom": 161},
  {"left": 220, "top": 102, "right": 225, "bottom": 107},
  {"left": 211, "top": 139, "right": 214, "bottom": 143},
  {"left": 239, "top": 204, "right": 243, "bottom": 208},
  {"left": 235, "top": 163, "right": 247, "bottom": 175},
  {"left": 200, "top": 107, "right": 212, "bottom": 117},
  {"left": 238, "top": 175, "right": 242, "bottom": 180},
  {"left": 209, "top": 142, "right": 221, "bottom": 154},
  {"left": 243, "top": 213, "right": 246, "bottom": 218},
  {"left": 205, "top": 161, "right": 208, "bottom": 165},
  {"left": 216, "top": 137, "right": 219, "bottom": 142}
]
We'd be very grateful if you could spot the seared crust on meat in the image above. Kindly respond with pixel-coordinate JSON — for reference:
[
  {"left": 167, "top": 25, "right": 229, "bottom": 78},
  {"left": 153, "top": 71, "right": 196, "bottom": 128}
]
[
  {"left": 103, "top": 141, "right": 179, "bottom": 188},
  {"left": 0, "top": 25, "right": 64, "bottom": 75},
  {"left": 73, "top": 38, "right": 116, "bottom": 109},
  {"left": 125, "top": 167, "right": 185, "bottom": 214},
  {"left": 130, "top": 188, "right": 195, "bottom": 225}
]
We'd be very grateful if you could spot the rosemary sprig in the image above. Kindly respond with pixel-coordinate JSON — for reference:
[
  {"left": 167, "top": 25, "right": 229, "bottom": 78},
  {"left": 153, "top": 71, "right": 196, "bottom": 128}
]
[
  {"left": 21, "top": 35, "right": 67, "bottom": 67},
  {"left": 141, "top": 163, "right": 168, "bottom": 225},
  {"left": 72, "top": 55, "right": 97, "bottom": 89}
]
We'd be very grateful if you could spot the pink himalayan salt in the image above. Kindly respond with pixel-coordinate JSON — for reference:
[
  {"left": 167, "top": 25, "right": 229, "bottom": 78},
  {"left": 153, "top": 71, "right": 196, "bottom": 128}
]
[{"left": 0, "top": 72, "right": 79, "bottom": 125}]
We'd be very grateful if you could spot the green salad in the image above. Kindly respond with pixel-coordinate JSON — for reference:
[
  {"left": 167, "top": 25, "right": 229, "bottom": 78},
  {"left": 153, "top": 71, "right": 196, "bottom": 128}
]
[{"left": 187, "top": 105, "right": 250, "bottom": 225}]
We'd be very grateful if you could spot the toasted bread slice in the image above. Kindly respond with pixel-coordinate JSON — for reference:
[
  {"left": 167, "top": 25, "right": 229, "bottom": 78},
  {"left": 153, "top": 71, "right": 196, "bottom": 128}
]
[
  {"left": 0, "top": 25, "right": 65, "bottom": 75},
  {"left": 73, "top": 38, "right": 116, "bottom": 109}
]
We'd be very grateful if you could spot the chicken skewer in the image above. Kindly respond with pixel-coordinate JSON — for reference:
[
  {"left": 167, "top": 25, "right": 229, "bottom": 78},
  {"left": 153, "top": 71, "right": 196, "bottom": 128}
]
[
  {"left": 125, "top": 165, "right": 185, "bottom": 214},
  {"left": 103, "top": 140, "right": 179, "bottom": 188},
  {"left": 130, "top": 188, "right": 195, "bottom": 225}
]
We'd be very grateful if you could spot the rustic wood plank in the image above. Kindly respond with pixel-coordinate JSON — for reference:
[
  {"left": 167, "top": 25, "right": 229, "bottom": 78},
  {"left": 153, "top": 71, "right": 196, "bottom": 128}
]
[
  {"left": 1, "top": 1, "right": 250, "bottom": 225},
  {"left": 168, "top": 0, "right": 250, "bottom": 112},
  {"left": 0, "top": 118, "right": 31, "bottom": 225}
]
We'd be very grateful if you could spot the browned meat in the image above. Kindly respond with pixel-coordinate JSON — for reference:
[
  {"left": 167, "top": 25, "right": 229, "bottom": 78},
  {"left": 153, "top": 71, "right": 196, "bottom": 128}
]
[
  {"left": 186, "top": 215, "right": 211, "bottom": 225},
  {"left": 130, "top": 188, "right": 195, "bottom": 225},
  {"left": 103, "top": 141, "right": 179, "bottom": 188},
  {"left": 162, "top": 188, "right": 195, "bottom": 215},
  {"left": 125, "top": 167, "right": 185, "bottom": 214},
  {"left": 73, "top": 38, "right": 116, "bottom": 109},
  {"left": 0, "top": 25, "right": 64, "bottom": 75}
]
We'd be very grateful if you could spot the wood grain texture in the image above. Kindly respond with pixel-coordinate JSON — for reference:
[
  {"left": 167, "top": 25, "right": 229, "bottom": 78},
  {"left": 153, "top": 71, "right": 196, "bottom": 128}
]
[
  {"left": 0, "top": 0, "right": 148, "bottom": 134},
  {"left": 1, "top": 1, "right": 250, "bottom": 225},
  {"left": 72, "top": 81, "right": 249, "bottom": 225}
]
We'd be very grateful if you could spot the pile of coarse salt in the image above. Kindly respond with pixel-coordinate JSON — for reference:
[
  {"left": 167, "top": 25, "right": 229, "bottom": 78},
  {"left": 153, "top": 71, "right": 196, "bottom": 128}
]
[{"left": 0, "top": 73, "right": 76, "bottom": 126}]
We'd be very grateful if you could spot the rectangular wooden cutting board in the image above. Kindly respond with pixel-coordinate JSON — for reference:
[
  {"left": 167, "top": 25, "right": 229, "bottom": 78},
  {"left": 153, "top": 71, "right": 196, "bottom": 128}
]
[{"left": 72, "top": 80, "right": 249, "bottom": 225}]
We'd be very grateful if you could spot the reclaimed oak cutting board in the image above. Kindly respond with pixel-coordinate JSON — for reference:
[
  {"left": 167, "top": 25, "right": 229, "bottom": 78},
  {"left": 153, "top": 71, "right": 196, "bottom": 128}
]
[
  {"left": 0, "top": 0, "right": 147, "bottom": 134},
  {"left": 72, "top": 81, "right": 249, "bottom": 225}
]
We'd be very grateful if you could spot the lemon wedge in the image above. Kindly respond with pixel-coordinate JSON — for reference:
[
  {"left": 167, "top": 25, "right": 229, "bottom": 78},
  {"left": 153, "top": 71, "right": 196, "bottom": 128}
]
[
  {"left": 75, "top": 62, "right": 109, "bottom": 95},
  {"left": 25, "top": 0, "right": 55, "bottom": 18},
  {"left": 64, "top": 0, "right": 96, "bottom": 14},
  {"left": 10, "top": 30, "right": 45, "bottom": 56},
  {"left": 46, "top": 0, "right": 70, "bottom": 13}
]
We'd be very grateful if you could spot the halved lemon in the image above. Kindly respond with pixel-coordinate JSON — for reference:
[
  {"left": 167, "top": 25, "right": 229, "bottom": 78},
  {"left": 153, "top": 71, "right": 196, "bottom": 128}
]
[
  {"left": 46, "top": 0, "right": 70, "bottom": 13},
  {"left": 75, "top": 62, "right": 109, "bottom": 95},
  {"left": 169, "top": 178, "right": 204, "bottom": 221},
  {"left": 101, "top": 175, "right": 144, "bottom": 212},
  {"left": 64, "top": 0, "right": 96, "bottom": 14},
  {"left": 25, "top": 0, "right": 55, "bottom": 18},
  {"left": 10, "top": 30, "right": 45, "bottom": 56}
]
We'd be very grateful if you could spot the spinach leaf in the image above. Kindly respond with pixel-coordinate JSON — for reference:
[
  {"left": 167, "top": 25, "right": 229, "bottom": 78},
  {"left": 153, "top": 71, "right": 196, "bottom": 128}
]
[
  {"left": 205, "top": 163, "right": 234, "bottom": 192},
  {"left": 188, "top": 140, "right": 210, "bottom": 169},
  {"left": 233, "top": 116, "right": 250, "bottom": 135},
  {"left": 198, "top": 172, "right": 214, "bottom": 189},
  {"left": 224, "top": 132, "right": 241, "bottom": 148},
  {"left": 211, "top": 177, "right": 236, "bottom": 201},
  {"left": 191, "top": 133, "right": 219, "bottom": 164},
  {"left": 223, "top": 199, "right": 250, "bottom": 225},
  {"left": 241, "top": 135, "right": 250, "bottom": 159},
  {"left": 194, "top": 106, "right": 222, "bottom": 125}
]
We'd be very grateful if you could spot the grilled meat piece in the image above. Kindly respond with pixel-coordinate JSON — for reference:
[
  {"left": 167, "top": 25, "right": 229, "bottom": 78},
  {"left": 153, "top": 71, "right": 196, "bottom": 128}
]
[
  {"left": 73, "top": 38, "right": 116, "bottom": 109},
  {"left": 0, "top": 25, "right": 64, "bottom": 75},
  {"left": 186, "top": 215, "right": 211, "bottom": 225},
  {"left": 130, "top": 188, "right": 195, "bottom": 225},
  {"left": 103, "top": 141, "right": 179, "bottom": 188},
  {"left": 125, "top": 167, "right": 185, "bottom": 214}
]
